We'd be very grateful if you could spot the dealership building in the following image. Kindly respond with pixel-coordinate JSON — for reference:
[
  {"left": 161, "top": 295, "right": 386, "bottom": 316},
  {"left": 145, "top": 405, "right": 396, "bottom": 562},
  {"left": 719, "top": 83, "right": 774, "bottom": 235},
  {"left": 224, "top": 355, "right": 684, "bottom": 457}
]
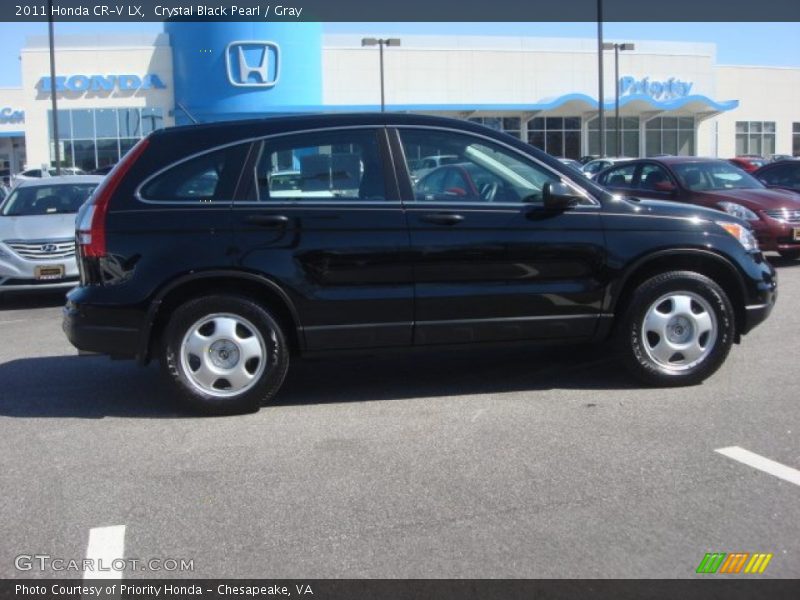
[{"left": 0, "top": 22, "right": 798, "bottom": 173}]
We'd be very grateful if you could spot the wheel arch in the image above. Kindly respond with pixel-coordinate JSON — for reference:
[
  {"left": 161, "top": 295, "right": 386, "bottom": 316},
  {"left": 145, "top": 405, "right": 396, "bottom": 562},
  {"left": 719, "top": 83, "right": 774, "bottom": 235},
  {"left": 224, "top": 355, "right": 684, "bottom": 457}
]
[
  {"left": 139, "top": 270, "right": 303, "bottom": 364},
  {"left": 607, "top": 249, "right": 748, "bottom": 341}
]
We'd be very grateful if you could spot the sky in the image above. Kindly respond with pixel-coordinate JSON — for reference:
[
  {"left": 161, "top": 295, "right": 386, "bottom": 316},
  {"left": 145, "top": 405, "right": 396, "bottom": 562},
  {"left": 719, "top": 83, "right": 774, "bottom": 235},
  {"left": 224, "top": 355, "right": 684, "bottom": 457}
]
[{"left": 0, "top": 21, "right": 798, "bottom": 88}]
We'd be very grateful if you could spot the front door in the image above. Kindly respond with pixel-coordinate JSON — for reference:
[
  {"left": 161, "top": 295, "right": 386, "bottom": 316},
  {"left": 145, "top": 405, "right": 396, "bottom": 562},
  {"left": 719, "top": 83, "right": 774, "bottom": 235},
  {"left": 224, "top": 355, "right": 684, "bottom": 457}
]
[{"left": 392, "top": 127, "right": 607, "bottom": 345}]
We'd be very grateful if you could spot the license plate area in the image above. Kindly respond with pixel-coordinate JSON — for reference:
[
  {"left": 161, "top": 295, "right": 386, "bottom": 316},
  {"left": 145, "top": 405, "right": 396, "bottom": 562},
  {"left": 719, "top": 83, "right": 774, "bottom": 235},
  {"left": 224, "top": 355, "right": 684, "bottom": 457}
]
[{"left": 35, "top": 265, "right": 65, "bottom": 280}]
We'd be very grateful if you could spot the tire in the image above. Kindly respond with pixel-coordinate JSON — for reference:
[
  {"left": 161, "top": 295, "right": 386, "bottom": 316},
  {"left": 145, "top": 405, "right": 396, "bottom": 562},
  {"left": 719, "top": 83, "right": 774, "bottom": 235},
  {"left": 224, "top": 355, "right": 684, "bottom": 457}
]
[
  {"left": 616, "top": 271, "right": 735, "bottom": 387},
  {"left": 779, "top": 249, "right": 800, "bottom": 260},
  {"left": 161, "top": 295, "right": 290, "bottom": 415}
]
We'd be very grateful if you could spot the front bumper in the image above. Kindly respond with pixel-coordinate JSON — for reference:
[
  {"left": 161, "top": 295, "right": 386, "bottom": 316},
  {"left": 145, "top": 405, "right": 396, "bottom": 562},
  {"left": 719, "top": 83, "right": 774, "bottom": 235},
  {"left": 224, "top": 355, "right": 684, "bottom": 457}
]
[
  {"left": 0, "top": 244, "right": 79, "bottom": 292},
  {"left": 739, "top": 254, "right": 777, "bottom": 335},
  {"left": 751, "top": 218, "right": 800, "bottom": 253},
  {"left": 0, "top": 276, "right": 78, "bottom": 292}
]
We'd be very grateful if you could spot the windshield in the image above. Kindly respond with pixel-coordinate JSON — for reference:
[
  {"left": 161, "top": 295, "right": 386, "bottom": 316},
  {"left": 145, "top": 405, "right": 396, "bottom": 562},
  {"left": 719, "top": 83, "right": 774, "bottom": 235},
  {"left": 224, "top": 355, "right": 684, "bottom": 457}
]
[
  {"left": 0, "top": 183, "right": 98, "bottom": 216},
  {"left": 673, "top": 161, "right": 764, "bottom": 191}
]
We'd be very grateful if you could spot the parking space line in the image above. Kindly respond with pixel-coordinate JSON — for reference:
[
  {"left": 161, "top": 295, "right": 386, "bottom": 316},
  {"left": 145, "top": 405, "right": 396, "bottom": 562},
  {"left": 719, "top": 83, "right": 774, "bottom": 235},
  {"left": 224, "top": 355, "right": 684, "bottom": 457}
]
[
  {"left": 0, "top": 319, "right": 26, "bottom": 325},
  {"left": 715, "top": 446, "right": 800, "bottom": 487},
  {"left": 84, "top": 525, "right": 126, "bottom": 580}
]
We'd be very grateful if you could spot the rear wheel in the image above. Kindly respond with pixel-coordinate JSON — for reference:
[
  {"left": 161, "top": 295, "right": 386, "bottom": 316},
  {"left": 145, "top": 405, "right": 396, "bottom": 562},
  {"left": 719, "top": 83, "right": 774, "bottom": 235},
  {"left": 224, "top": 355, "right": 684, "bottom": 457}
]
[
  {"left": 617, "top": 271, "right": 735, "bottom": 386},
  {"left": 162, "top": 295, "right": 289, "bottom": 415}
]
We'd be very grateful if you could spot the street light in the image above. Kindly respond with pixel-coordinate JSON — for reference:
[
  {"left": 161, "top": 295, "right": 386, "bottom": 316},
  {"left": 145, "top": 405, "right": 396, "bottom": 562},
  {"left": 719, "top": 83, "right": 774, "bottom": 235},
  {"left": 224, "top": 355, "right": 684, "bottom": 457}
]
[
  {"left": 596, "top": 0, "right": 605, "bottom": 158},
  {"left": 47, "top": 0, "right": 61, "bottom": 175},
  {"left": 602, "top": 42, "right": 635, "bottom": 157},
  {"left": 361, "top": 38, "right": 401, "bottom": 112}
]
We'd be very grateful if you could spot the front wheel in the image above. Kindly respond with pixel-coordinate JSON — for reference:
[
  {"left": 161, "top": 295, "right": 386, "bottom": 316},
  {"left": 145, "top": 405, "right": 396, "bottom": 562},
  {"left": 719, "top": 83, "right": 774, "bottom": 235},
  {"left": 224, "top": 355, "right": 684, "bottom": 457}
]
[
  {"left": 162, "top": 295, "right": 290, "bottom": 415},
  {"left": 617, "top": 271, "right": 735, "bottom": 387}
]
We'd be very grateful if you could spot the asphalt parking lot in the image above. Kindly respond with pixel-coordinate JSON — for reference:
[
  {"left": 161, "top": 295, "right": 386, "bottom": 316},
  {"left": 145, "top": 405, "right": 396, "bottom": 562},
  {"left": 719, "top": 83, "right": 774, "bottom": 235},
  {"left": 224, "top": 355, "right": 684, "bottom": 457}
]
[{"left": 0, "top": 259, "right": 798, "bottom": 579}]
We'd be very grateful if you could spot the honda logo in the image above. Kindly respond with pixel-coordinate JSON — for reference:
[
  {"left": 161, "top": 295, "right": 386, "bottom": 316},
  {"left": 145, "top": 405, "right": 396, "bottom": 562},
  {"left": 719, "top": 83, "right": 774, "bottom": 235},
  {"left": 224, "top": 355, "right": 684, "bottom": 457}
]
[{"left": 225, "top": 41, "right": 280, "bottom": 88}]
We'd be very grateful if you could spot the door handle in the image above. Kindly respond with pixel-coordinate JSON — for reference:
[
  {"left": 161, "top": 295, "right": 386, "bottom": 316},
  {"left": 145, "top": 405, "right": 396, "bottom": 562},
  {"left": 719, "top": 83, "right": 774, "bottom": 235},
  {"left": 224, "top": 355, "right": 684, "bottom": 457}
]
[
  {"left": 245, "top": 214, "right": 289, "bottom": 228},
  {"left": 420, "top": 213, "right": 464, "bottom": 226}
]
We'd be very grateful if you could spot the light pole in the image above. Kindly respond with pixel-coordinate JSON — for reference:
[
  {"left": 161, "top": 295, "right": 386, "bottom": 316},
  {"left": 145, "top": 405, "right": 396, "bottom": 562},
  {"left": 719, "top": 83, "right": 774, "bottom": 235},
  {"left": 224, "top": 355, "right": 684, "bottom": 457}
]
[
  {"left": 361, "top": 38, "right": 401, "bottom": 112},
  {"left": 47, "top": 0, "right": 61, "bottom": 175},
  {"left": 596, "top": 0, "right": 605, "bottom": 158},
  {"left": 602, "top": 42, "right": 635, "bottom": 157}
]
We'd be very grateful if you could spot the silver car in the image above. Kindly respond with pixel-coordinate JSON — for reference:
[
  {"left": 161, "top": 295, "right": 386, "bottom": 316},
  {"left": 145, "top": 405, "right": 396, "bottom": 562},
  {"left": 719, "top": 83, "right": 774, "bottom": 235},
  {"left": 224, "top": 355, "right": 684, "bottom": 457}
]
[{"left": 0, "top": 175, "right": 103, "bottom": 292}]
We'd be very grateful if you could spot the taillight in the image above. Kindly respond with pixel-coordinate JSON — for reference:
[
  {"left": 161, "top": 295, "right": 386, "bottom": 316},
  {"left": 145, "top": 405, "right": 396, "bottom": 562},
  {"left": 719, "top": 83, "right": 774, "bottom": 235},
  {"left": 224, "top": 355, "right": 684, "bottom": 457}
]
[{"left": 77, "top": 137, "right": 149, "bottom": 258}]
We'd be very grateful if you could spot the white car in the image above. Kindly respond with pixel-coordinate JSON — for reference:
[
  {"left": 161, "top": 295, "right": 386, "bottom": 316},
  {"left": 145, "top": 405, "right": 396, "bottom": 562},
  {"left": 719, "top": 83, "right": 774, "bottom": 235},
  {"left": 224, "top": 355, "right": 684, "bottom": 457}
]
[
  {"left": 0, "top": 175, "right": 102, "bottom": 292},
  {"left": 11, "top": 167, "right": 85, "bottom": 187}
]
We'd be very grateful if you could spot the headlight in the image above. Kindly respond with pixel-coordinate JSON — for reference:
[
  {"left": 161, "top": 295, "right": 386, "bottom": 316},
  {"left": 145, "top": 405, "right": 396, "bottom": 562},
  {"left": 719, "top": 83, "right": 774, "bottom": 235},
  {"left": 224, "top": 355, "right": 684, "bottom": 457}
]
[
  {"left": 717, "top": 221, "right": 759, "bottom": 252},
  {"left": 718, "top": 201, "right": 759, "bottom": 221}
]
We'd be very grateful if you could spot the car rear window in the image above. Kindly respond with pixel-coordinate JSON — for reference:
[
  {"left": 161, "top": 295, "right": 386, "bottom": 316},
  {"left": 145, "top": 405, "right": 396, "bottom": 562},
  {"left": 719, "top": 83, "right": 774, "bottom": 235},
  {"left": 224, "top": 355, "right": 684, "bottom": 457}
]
[{"left": 139, "top": 143, "right": 250, "bottom": 202}]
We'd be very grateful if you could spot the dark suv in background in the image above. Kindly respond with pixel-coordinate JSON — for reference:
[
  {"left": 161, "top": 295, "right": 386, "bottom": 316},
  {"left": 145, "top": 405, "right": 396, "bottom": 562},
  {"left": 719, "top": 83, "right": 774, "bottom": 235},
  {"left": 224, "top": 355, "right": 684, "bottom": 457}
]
[{"left": 64, "top": 114, "right": 776, "bottom": 414}]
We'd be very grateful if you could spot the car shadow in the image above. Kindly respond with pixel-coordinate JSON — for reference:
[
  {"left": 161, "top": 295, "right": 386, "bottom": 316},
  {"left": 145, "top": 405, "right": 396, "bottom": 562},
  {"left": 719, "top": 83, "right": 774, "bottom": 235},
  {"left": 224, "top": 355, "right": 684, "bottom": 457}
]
[
  {"left": 0, "top": 290, "right": 68, "bottom": 310},
  {"left": 0, "top": 344, "right": 637, "bottom": 419},
  {"left": 768, "top": 255, "right": 800, "bottom": 269}
]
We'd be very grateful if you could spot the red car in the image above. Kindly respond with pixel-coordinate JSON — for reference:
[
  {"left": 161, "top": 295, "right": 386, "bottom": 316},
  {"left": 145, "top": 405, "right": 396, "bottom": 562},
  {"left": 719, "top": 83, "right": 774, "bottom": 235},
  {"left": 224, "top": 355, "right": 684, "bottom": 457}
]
[
  {"left": 596, "top": 157, "right": 800, "bottom": 259},
  {"left": 729, "top": 156, "right": 769, "bottom": 173}
]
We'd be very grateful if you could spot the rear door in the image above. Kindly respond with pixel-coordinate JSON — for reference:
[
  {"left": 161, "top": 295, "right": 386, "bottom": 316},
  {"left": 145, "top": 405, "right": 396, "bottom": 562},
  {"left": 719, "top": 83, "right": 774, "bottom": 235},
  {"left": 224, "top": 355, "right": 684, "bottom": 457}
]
[
  {"left": 232, "top": 127, "right": 414, "bottom": 351},
  {"left": 392, "top": 126, "right": 607, "bottom": 345}
]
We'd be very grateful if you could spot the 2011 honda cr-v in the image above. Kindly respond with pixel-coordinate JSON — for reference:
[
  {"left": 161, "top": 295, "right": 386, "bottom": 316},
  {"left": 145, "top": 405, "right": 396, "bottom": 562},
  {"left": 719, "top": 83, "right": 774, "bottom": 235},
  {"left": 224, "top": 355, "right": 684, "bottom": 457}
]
[{"left": 63, "top": 114, "right": 777, "bottom": 414}]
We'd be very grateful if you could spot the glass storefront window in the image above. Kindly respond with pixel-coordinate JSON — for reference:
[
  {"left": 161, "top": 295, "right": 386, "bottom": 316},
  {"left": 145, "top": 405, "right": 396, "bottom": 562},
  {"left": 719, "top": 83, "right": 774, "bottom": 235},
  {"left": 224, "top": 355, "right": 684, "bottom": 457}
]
[
  {"left": 72, "top": 140, "right": 96, "bottom": 172},
  {"left": 118, "top": 108, "right": 142, "bottom": 138},
  {"left": 48, "top": 107, "right": 164, "bottom": 170},
  {"left": 586, "top": 116, "right": 639, "bottom": 157},
  {"left": 96, "top": 139, "right": 119, "bottom": 168},
  {"left": 71, "top": 110, "right": 94, "bottom": 139},
  {"left": 95, "top": 109, "right": 118, "bottom": 139},
  {"left": 468, "top": 116, "right": 521, "bottom": 140},
  {"left": 645, "top": 117, "right": 695, "bottom": 157},
  {"left": 142, "top": 108, "right": 164, "bottom": 135},
  {"left": 48, "top": 109, "right": 71, "bottom": 140},
  {"left": 527, "top": 116, "right": 582, "bottom": 159},
  {"left": 735, "top": 121, "right": 775, "bottom": 156},
  {"left": 793, "top": 123, "right": 800, "bottom": 157}
]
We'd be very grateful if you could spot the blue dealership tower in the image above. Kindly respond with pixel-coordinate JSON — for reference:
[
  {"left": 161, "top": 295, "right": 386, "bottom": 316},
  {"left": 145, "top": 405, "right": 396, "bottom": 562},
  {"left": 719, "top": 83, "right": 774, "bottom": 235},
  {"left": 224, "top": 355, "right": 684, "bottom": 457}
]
[{"left": 165, "top": 22, "right": 324, "bottom": 124}]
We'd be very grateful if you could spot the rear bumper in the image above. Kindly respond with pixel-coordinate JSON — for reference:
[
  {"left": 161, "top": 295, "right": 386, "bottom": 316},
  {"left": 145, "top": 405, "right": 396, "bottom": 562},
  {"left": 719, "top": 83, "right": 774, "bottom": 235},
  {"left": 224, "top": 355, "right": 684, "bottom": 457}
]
[{"left": 63, "top": 292, "right": 145, "bottom": 359}]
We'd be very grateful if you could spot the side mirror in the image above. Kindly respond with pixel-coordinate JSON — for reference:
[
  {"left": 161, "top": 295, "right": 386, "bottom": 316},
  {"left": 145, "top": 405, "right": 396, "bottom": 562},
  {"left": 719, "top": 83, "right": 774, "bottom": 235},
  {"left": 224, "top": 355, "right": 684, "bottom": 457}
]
[
  {"left": 543, "top": 181, "right": 581, "bottom": 210},
  {"left": 654, "top": 180, "right": 677, "bottom": 193}
]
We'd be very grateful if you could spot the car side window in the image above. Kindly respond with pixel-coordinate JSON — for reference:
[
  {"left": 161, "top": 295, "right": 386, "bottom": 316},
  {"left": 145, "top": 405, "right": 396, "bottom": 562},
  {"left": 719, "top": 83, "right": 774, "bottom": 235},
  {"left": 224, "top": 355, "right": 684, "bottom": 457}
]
[
  {"left": 140, "top": 143, "right": 250, "bottom": 202},
  {"left": 636, "top": 164, "right": 673, "bottom": 191},
  {"left": 598, "top": 164, "right": 636, "bottom": 188},
  {"left": 245, "top": 129, "right": 388, "bottom": 202},
  {"left": 399, "top": 128, "right": 575, "bottom": 204}
]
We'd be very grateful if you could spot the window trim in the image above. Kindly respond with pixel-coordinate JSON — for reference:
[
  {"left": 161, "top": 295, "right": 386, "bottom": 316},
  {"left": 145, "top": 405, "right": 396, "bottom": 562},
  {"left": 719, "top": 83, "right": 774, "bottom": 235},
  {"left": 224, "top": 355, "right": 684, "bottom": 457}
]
[
  {"left": 237, "top": 127, "right": 398, "bottom": 205},
  {"left": 136, "top": 125, "right": 401, "bottom": 206},
  {"left": 136, "top": 141, "right": 250, "bottom": 204}
]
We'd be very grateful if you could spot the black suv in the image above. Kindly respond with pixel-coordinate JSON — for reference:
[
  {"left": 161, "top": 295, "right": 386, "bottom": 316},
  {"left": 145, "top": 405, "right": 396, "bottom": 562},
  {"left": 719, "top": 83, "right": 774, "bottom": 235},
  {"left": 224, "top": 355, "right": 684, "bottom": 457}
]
[{"left": 64, "top": 114, "right": 777, "bottom": 414}]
